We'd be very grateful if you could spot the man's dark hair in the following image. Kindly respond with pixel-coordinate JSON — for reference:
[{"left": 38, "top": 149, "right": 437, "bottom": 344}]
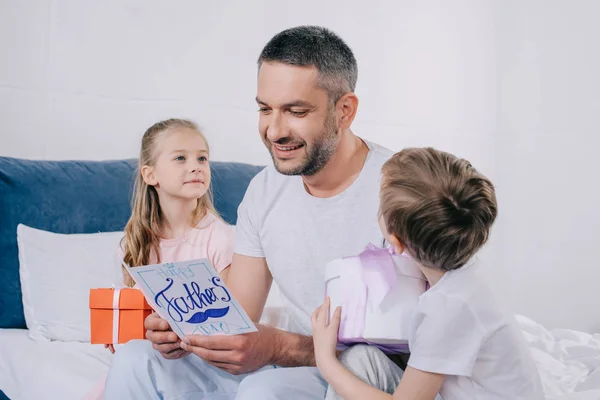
[{"left": 258, "top": 26, "right": 358, "bottom": 102}]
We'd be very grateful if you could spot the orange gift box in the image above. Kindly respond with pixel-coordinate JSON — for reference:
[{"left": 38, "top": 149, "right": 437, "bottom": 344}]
[{"left": 89, "top": 288, "right": 153, "bottom": 345}]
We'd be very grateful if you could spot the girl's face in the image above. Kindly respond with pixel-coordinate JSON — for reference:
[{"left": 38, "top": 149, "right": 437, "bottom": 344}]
[{"left": 142, "top": 128, "right": 211, "bottom": 201}]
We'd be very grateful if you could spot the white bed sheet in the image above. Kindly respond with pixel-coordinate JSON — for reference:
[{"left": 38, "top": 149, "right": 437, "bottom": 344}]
[
  {"left": 0, "top": 329, "right": 112, "bottom": 400},
  {"left": 518, "top": 315, "right": 600, "bottom": 399},
  {"left": 0, "top": 306, "right": 285, "bottom": 400},
  {"left": 1, "top": 315, "right": 599, "bottom": 400}
]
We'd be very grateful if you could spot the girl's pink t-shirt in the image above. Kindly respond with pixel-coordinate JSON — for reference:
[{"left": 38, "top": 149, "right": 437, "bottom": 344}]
[
  {"left": 153, "top": 212, "right": 235, "bottom": 271},
  {"left": 118, "top": 212, "right": 235, "bottom": 272}
]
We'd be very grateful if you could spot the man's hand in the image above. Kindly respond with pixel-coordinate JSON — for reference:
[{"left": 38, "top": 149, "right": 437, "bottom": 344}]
[
  {"left": 180, "top": 324, "right": 278, "bottom": 375},
  {"left": 145, "top": 312, "right": 190, "bottom": 360}
]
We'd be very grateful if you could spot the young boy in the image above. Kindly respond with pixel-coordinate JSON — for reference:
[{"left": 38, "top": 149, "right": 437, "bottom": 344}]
[{"left": 312, "top": 147, "right": 545, "bottom": 400}]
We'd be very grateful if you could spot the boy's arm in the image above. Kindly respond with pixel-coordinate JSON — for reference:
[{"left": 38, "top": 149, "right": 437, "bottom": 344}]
[
  {"left": 393, "top": 367, "right": 444, "bottom": 399},
  {"left": 320, "top": 361, "right": 444, "bottom": 400},
  {"left": 312, "top": 299, "right": 443, "bottom": 400}
]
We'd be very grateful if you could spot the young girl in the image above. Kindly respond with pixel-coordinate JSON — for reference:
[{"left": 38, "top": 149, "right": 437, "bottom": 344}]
[
  {"left": 312, "top": 147, "right": 545, "bottom": 400},
  {"left": 85, "top": 118, "right": 234, "bottom": 399},
  {"left": 119, "top": 118, "right": 233, "bottom": 287}
]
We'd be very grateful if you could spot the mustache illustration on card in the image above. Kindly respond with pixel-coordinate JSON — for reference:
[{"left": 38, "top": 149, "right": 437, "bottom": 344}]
[{"left": 185, "top": 306, "right": 230, "bottom": 324}]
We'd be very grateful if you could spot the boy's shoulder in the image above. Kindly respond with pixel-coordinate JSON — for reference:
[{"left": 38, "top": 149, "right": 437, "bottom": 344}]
[{"left": 418, "top": 259, "right": 510, "bottom": 332}]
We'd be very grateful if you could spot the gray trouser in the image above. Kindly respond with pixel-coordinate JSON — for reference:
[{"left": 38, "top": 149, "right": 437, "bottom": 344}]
[
  {"left": 325, "top": 345, "right": 443, "bottom": 400},
  {"left": 325, "top": 345, "right": 405, "bottom": 399}
]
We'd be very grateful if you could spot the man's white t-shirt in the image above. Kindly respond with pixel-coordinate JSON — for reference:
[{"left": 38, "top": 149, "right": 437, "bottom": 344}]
[
  {"left": 408, "top": 258, "right": 545, "bottom": 399},
  {"left": 234, "top": 140, "right": 393, "bottom": 334}
]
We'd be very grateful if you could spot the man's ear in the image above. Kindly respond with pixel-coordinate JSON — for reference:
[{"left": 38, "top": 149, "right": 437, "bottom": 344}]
[
  {"left": 141, "top": 165, "right": 158, "bottom": 186},
  {"left": 387, "top": 234, "right": 406, "bottom": 255},
  {"left": 336, "top": 92, "right": 359, "bottom": 131}
]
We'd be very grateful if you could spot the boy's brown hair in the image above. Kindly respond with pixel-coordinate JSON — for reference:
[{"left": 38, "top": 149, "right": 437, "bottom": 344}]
[{"left": 380, "top": 147, "right": 498, "bottom": 271}]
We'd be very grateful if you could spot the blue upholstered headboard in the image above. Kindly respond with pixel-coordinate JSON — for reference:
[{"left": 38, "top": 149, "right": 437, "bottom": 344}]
[{"left": 0, "top": 157, "right": 264, "bottom": 330}]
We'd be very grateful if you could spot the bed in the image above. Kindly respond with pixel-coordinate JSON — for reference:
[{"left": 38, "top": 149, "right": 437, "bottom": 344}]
[
  {"left": 2, "top": 313, "right": 599, "bottom": 400},
  {"left": 1, "top": 158, "right": 598, "bottom": 399}
]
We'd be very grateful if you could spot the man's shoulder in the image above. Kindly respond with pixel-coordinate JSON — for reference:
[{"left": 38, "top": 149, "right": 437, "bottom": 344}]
[{"left": 364, "top": 140, "right": 394, "bottom": 166}]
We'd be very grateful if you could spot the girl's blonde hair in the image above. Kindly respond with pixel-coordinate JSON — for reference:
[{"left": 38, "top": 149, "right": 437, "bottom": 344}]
[{"left": 122, "top": 118, "right": 220, "bottom": 287}]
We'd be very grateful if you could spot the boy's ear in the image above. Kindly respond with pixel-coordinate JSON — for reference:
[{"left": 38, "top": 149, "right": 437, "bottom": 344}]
[
  {"left": 141, "top": 165, "right": 158, "bottom": 186},
  {"left": 388, "top": 234, "right": 406, "bottom": 255}
]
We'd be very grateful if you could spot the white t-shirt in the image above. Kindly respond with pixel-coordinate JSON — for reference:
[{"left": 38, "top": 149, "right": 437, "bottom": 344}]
[
  {"left": 408, "top": 258, "right": 545, "bottom": 399},
  {"left": 234, "top": 140, "right": 393, "bottom": 334}
]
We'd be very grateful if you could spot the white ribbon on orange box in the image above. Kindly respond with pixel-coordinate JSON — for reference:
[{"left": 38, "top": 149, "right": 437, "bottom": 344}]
[{"left": 112, "top": 288, "right": 121, "bottom": 344}]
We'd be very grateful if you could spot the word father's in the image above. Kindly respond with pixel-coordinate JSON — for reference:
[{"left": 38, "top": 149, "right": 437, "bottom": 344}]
[{"left": 154, "top": 276, "right": 232, "bottom": 324}]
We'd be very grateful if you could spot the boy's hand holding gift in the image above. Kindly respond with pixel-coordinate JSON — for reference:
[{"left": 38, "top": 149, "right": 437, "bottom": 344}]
[{"left": 311, "top": 297, "right": 342, "bottom": 373}]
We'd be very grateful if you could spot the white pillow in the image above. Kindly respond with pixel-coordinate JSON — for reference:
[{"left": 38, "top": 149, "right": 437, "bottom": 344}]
[{"left": 17, "top": 224, "right": 125, "bottom": 342}]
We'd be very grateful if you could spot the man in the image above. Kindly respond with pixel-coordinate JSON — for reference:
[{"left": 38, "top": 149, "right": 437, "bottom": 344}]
[{"left": 105, "top": 25, "right": 394, "bottom": 399}]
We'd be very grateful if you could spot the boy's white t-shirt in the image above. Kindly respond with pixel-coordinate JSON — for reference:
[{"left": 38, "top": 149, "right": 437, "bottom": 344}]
[
  {"left": 234, "top": 140, "right": 393, "bottom": 334},
  {"left": 408, "top": 258, "right": 545, "bottom": 399}
]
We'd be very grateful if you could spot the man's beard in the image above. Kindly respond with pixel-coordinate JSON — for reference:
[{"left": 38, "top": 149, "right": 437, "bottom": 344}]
[{"left": 268, "top": 113, "right": 339, "bottom": 176}]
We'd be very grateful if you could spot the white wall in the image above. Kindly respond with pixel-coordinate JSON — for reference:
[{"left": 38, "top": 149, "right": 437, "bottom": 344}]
[
  {"left": 494, "top": 0, "right": 600, "bottom": 332},
  {"left": 0, "top": 0, "right": 497, "bottom": 167},
  {"left": 0, "top": 0, "right": 598, "bottom": 332}
]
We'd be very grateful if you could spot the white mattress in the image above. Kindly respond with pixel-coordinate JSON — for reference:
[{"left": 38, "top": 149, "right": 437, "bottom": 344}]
[
  {"left": 1, "top": 315, "right": 599, "bottom": 400},
  {"left": 0, "top": 329, "right": 112, "bottom": 400}
]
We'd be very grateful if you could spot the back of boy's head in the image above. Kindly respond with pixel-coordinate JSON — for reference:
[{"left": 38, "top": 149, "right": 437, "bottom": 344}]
[{"left": 380, "top": 147, "right": 498, "bottom": 271}]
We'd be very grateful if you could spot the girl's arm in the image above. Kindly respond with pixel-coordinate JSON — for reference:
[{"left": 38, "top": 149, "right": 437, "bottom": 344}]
[
  {"left": 312, "top": 299, "right": 444, "bottom": 400},
  {"left": 218, "top": 263, "right": 230, "bottom": 283}
]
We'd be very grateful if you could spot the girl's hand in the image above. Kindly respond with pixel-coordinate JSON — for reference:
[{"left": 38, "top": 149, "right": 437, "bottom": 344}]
[
  {"left": 104, "top": 344, "right": 115, "bottom": 354},
  {"left": 311, "top": 297, "right": 342, "bottom": 370}
]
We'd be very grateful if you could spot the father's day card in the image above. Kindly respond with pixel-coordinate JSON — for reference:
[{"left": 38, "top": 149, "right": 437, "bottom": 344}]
[{"left": 124, "top": 259, "right": 257, "bottom": 339}]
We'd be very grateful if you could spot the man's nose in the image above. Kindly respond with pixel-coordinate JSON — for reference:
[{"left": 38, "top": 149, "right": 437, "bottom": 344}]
[{"left": 266, "top": 112, "right": 286, "bottom": 142}]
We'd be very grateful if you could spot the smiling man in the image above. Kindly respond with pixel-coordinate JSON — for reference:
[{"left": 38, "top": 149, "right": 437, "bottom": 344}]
[{"left": 105, "top": 25, "right": 394, "bottom": 399}]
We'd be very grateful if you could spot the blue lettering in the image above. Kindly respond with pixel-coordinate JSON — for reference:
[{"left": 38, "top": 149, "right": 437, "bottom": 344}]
[
  {"left": 195, "top": 322, "right": 230, "bottom": 335},
  {"left": 184, "top": 282, "right": 202, "bottom": 309},
  {"left": 155, "top": 265, "right": 196, "bottom": 281},
  {"left": 211, "top": 276, "right": 231, "bottom": 302},
  {"left": 180, "top": 266, "right": 195, "bottom": 279},
  {"left": 173, "top": 297, "right": 191, "bottom": 315},
  {"left": 218, "top": 322, "right": 230, "bottom": 333},
  {"left": 154, "top": 278, "right": 183, "bottom": 322},
  {"left": 154, "top": 276, "right": 233, "bottom": 324},
  {"left": 197, "top": 325, "right": 211, "bottom": 335}
]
